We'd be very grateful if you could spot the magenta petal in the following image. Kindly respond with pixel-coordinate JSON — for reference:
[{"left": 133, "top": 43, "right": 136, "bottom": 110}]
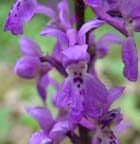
[
  {"left": 79, "top": 117, "right": 96, "bottom": 131},
  {"left": 4, "top": 0, "right": 37, "bottom": 35},
  {"left": 40, "top": 27, "right": 68, "bottom": 49},
  {"left": 108, "top": 86, "right": 125, "bottom": 106},
  {"left": 77, "top": 18, "right": 104, "bottom": 44},
  {"left": 37, "top": 74, "right": 59, "bottom": 102},
  {"left": 19, "top": 36, "right": 42, "bottom": 56},
  {"left": 36, "top": 4, "right": 56, "bottom": 18},
  {"left": 84, "top": 0, "right": 101, "bottom": 7},
  {"left": 115, "top": 122, "right": 131, "bottom": 133},
  {"left": 14, "top": 56, "right": 41, "bottom": 79},
  {"left": 58, "top": 0, "right": 71, "bottom": 30},
  {"left": 29, "top": 131, "right": 52, "bottom": 144},
  {"left": 62, "top": 44, "right": 89, "bottom": 68},
  {"left": 36, "top": 74, "right": 49, "bottom": 102},
  {"left": 27, "top": 106, "right": 54, "bottom": 134},
  {"left": 55, "top": 78, "right": 72, "bottom": 108},
  {"left": 49, "top": 121, "right": 69, "bottom": 142},
  {"left": 122, "top": 37, "right": 138, "bottom": 81},
  {"left": 96, "top": 33, "right": 122, "bottom": 58},
  {"left": 84, "top": 74, "right": 108, "bottom": 118}
]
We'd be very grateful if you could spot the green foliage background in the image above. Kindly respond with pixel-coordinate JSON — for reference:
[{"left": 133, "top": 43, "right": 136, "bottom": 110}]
[{"left": 0, "top": 0, "right": 140, "bottom": 144}]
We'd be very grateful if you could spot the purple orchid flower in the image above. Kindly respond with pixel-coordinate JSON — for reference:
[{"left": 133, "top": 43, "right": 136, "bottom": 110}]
[
  {"left": 84, "top": 1, "right": 139, "bottom": 82},
  {"left": 79, "top": 86, "right": 125, "bottom": 144},
  {"left": 41, "top": 19, "right": 108, "bottom": 122},
  {"left": 27, "top": 106, "right": 70, "bottom": 144},
  {"left": 14, "top": 35, "right": 43, "bottom": 79},
  {"left": 4, "top": 0, "right": 71, "bottom": 35},
  {"left": 14, "top": 36, "right": 61, "bottom": 102}
]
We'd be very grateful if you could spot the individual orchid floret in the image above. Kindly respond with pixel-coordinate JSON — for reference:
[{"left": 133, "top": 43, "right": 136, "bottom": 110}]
[
  {"left": 14, "top": 56, "right": 41, "bottom": 79},
  {"left": 27, "top": 106, "right": 70, "bottom": 144},
  {"left": 84, "top": 0, "right": 140, "bottom": 34},
  {"left": 15, "top": 36, "right": 53, "bottom": 102},
  {"left": 4, "top": 0, "right": 38, "bottom": 35},
  {"left": 14, "top": 36, "right": 43, "bottom": 79},
  {"left": 41, "top": 18, "right": 104, "bottom": 62},
  {"left": 79, "top": 86, "right": 125, "bottom": 144},
  {"left": 4, "top": 0, "right": 71, "bottom": 35},
  {"left": 55, "top": 60, "right": 108, "bottom": 122},
  {"left": 92, "top": 108, "right": 122, "bottom": 144},
  {"left": 122, "top": 37, "right": 138, "bottom": 81},
  {"left": 48, "top": 0, "right": 72, "bottom": 31}
]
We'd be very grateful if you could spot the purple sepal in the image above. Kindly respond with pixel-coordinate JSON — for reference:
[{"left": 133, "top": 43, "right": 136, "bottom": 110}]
[
  {"left": 122, "top": 37, "right": 138, "bottom": 81},
  {"left": 57, "top": 0, "right": 71, "bottom": 30},
  {"left": 26, "top": 106, "right": 54, "bottom": 134},
  {"left": 84, "top": 74, "right": 108, "bottom": 118},
  {"left": 19, "top": 36, "right": 42, "bottom": 56},
  {"left": 96, "top": 33, "right": 122, "bottom": 58},
  {"left": 40, "top": 27, "right": 68, "bottom": 49},
  {"left": 84, "top": 0, "right": 101, "bottom": 7},
  {"left": 79, "top": 117, "right": 96, "bottom": 131},
  {"left": 62, "top": 44, "right": 89, "bottom": 68},
  {"left": 14, "top": 56, "right": 41, "bottom": 79},
  {"left": 4, "top": 0, "right": 37, "bottom": 35},
  {"left": 108, "top": 86, "right": 125, "bottom": 107},
  {"left": 36, "top": 74, "right": 49, "bottom": 102},
  {"left": 29, "top": 131, "right": 52, "bottom": 144},
  {"left": 37, "top": 74, "right": 59, "bottom": 102},
  {"left": 49, "top": 121, "right": 70, "bottom": 142},
  {"left": 77, "top": 18, "right": 104, "bottom": 45},
  {"left": 115, "top": 122, "right": 132, "bottom": 133}
]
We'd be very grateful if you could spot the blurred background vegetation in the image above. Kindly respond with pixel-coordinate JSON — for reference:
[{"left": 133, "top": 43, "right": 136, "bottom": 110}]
[{"left": 0, "top": 0, "right": 140, "bottom": 144}]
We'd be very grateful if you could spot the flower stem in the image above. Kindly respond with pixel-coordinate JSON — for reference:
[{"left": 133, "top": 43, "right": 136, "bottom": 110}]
[
  {"left": 40, "top": 56, "right": 67, "bottom": 77},
  {"left": 74, "top": 0, "right": 90, "bottom": 143},
  {"left": 74, "top": 0, "right": 85, "bottom": 30}
]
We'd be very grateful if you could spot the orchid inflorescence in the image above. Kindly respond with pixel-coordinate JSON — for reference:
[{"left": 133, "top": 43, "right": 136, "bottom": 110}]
[{"left": 4, "top": 0, "right": 140, "bottom": 143}]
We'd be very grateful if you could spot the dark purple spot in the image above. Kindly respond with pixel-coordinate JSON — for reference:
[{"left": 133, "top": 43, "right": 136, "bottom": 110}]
[
  {"left": 17, "top": 2, "right": 21, "bottom": 10},
  {"left": 73, "top": 78, "right": 77, "bottom": 83},
  {"left": 77, "top": 84, "right": 80, "bottom": 88},
  {"left": 73, "top": 77, "right": 83, "bottom": 84},
  {"left": 14, "top": 14, "right": 18, "bottom": 17},
  {"left": 79, "top": 91, "right": 82, "bottom": 95},
  {"left": 97, "top": 137, "right": 102, "bottom": 143},
  {"left": 79, "top": 73, "right": 82, "bottom": 76},
  {"left": 82, "top": 102, "right": 85, "bottom": 106},
  {"left": 110, "top": 113, "right": 116, "bottom": 118},
  {"left": 74, "top": 72, "right": 77, "bottom": 75}
]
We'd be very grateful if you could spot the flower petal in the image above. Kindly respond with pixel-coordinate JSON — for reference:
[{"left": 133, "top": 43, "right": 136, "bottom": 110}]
[
  {"left": 19, "top": 36, "right": 42, "bottom": 56},
  {"left": 84, "top": 0, "right": 101, "bottom": 7},
  {"left": 29, "top": 131, "right": 52, "bottom": 144},
  {"left": 122, "top": 37, "right": 138, "bottom": 81},
  {"left": 40, "top": 27, "right": 68, "bottom": 50},
  {"left": 62, "top": 44, "right": 89, "bottom": 68},
  {"left": 57, "top": 0, "right": 71, "bottom": 30},
  {"left": 14, "top": 56, "right": 41, "bottom": 79},
  {"left": 77, "top": 18, "right": 104, "bottom": 44},
  {"left": 27, "top": 106, "right": 54, "bottom": 134},
  {"left": 84, "top": 74, "right": 108, "bottom": 118},
  {"left": 49, "top": 121, "right": 70, "bottom": 142},
  {"left": 36, "top": 4, "right": 56, "bottom": 18},
  {"left": 4, "top": 0, "right": 37, "bottom": 35},
  {"left": 108, "top": 86, "right": 125, "bottom": 106},
  {"left": 96, "top": 33, "right": 122, "bottom": 58}
]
